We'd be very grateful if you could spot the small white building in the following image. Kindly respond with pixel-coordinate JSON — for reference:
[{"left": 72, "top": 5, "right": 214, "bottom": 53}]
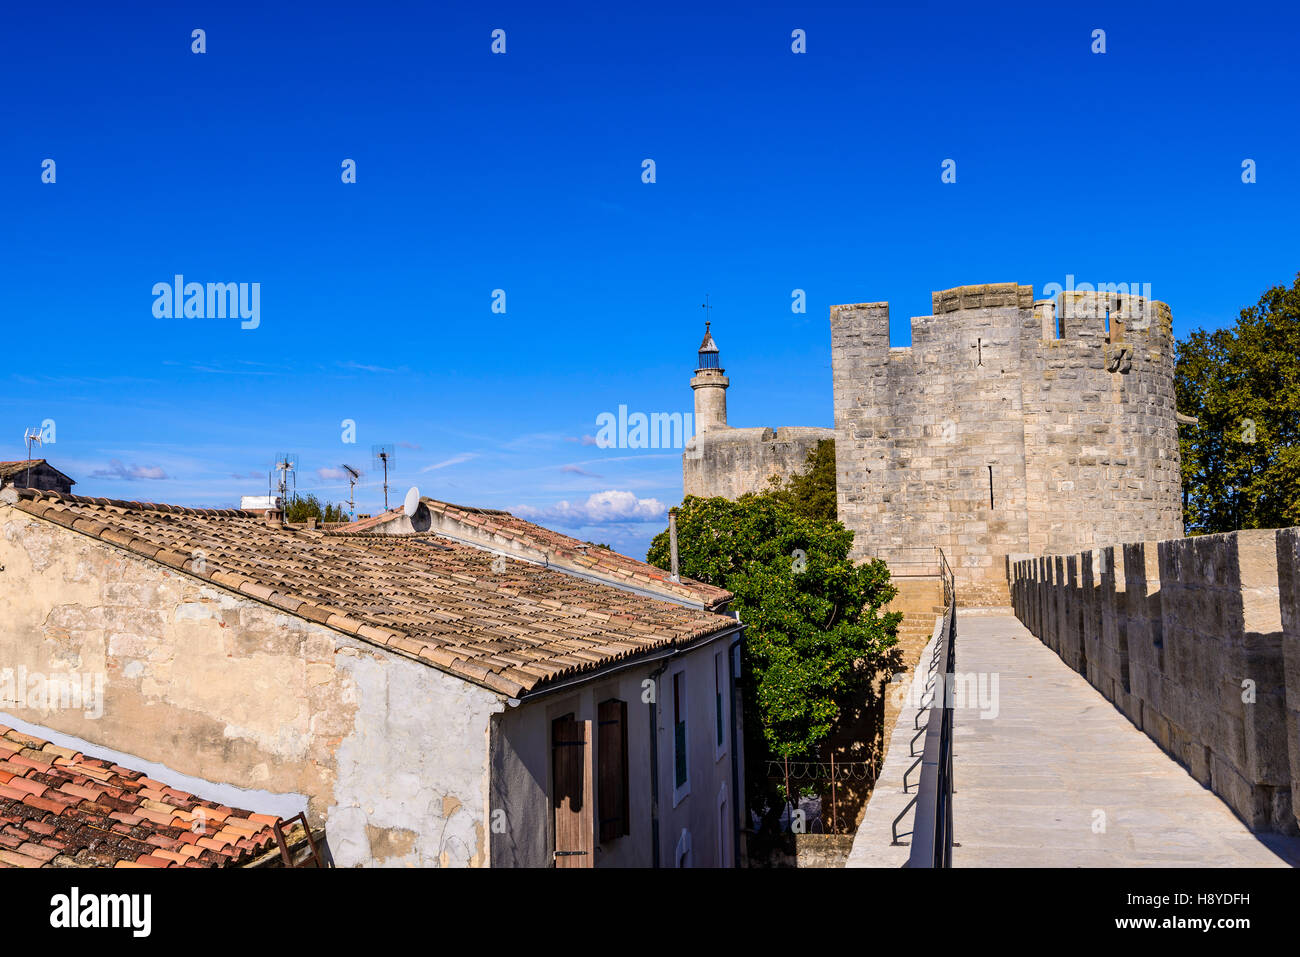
[{"left": 238, "top": 494, "right": 282, "bottom": 511}]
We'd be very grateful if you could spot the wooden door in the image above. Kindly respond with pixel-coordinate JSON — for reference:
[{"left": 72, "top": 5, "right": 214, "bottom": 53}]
[{"left": 552, "top": 714, "right": 593, "bottom": 867}]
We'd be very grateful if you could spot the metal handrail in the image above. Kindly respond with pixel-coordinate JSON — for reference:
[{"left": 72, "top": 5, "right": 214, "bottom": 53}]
[{"left": 906, "top": 550, "right": 956, "bottom": 867}]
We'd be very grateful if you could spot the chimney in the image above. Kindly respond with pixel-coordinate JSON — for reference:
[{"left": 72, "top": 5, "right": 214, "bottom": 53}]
[
  {"left": 263, "top": 508, "right": 284, "bottom": 526},
  {"left": 306, "top": 517, "right": 318, "bottom": 531},
  {"left": 668, "top": 507, "right": 680, "bottom": 583}
]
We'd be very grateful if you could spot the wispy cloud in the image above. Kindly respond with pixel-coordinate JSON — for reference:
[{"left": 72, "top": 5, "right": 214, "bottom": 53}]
[
  {"left": 420, "top": 452, "right": 478, "bottom": 472},
  {"left": 560, "top": 464, "right": 601, "bottom": 478},
  {"left": 90, "top": 459, "right": 168, "bottom": 480},
  {"left": 513, "top": 490, "right": 666, "bottom": 526},
  {"left": 317, "top": 466, "right": 352, "bottom": 480},
  {"left": 337, "top": 360, "right": 406, "bottom": 375}
]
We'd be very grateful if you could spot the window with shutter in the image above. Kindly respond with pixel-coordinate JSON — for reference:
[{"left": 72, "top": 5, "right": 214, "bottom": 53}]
[
  {"left": 597, "top": 698, "right": 629, "bottom": 842},
  {"left": 715, "top": 652, "right": 724, "bottom": 749},
  {"left": 673, "top": 671, "right": 688, "bottom": 792}
]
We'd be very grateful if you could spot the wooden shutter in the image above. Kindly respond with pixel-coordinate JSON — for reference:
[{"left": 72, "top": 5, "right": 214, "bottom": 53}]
[
  {"left": 715, "top": 654, "right": 724, "bottom": 747},
  {"left": 551, "top": 714, "right": 593, "bottom": 867},
  {"left": 597, "top": 699, "right": 629, "bottom": 842},
  {"left": 673, "top": 672, "right": 688, "bottom": 789}
]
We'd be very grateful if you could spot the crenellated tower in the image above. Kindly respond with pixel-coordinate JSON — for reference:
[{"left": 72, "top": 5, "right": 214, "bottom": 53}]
[{"left": 830, "top": 283, "right": 1185, "bottom": 606}]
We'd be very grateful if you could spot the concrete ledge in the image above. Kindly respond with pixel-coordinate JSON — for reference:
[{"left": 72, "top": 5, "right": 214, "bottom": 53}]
[{"left": 846, "top": 613, "right": 944, "bottom": 867}]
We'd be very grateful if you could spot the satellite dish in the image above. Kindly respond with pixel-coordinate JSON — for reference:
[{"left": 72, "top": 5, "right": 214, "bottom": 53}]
[{"left": 403, "top": 486, "right": 421, "bottom": 517}]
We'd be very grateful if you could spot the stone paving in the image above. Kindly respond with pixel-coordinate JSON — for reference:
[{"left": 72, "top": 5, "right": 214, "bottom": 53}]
[{"left": 951, "top": 614, "right": 1300, "bottom": 867}]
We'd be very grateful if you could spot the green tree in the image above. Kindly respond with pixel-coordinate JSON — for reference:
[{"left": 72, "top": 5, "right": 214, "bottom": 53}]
[
  {"left": 1176, "top": 273, "right": 1300, "bottom": 532},
  {"left": 647, "top": 494, "right": 899, "bottom": 761},
  {"left": 284, "top": 493, "right": 350, "bottom": 525},
  {"left": 765, "top": 438, "right": 837, "bottom": 522}
]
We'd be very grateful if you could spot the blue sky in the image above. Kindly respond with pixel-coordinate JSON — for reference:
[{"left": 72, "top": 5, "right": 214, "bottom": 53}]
[{"left": 3, "top": 1, "right": 1297, "bottom": 557}]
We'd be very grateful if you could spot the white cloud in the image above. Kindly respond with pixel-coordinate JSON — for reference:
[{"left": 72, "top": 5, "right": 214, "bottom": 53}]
[
  {"left": 317, "top": 467, "right": 349, "bottom": 480},
  {"left": 90, "top": 459, "right": 168, "bottom": 480},
  {"left": 514, "top": 490, "right": 666, "bottom": 526}
]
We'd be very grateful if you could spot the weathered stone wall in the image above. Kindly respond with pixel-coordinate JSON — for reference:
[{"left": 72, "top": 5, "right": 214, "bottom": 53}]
[
  {"left": 683, "top": 426, "right": 833, "bottom": 500},
  {"left": 0, "top": 508, "right": 501, "bottom": 866},
  {"left": 1021, "top": 291, "right": 1184, "bottom": 556},
  {"left": 831, "top": 283, "right": 1184, "bottom": 607},
  {"left": 1010, "top": 527, "right": 1300, "bottom": 834},
  {"left": 1279, "top": 528, "right": 1300, "bottom": 822}
]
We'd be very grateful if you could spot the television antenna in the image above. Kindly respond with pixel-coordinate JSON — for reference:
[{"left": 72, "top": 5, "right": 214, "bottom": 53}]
[
  {"left": 341, "top": 464, "right": 361, "bottom": 519},
  {"left": 371, "top": 444, "right": 395, "bottom": 510},
  {"left": 272, "top": 452, "right": 298, "bottom": 506},
  {"left": 23, "top": 428, "right": 42, "bottom": 488}
]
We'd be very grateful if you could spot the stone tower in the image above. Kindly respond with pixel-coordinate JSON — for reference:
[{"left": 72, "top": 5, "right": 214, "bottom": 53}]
[
  {"left": 830, "top": 282, "right": 1185, "bottom": 606},
  {"left": 691, "top": 323, "right": 729, "bottom": 434},
  {"left": 683, "top": 323, "right": 834, "bottom": 499}
]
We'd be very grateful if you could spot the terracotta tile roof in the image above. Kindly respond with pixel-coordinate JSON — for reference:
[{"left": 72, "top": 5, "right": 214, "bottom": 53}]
[
  {"left": 342, "top": 498, "right": 732, "bottom": 611},
  {"left": 0, "top": 725, "right": 284, "bottom": 868},
  {"left": 6, "top": 489, "right": 739, "bottom": 697}
]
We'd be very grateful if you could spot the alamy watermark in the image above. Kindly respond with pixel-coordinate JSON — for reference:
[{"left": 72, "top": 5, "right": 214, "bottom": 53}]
[
  {"left": 595, "top": 405, "right": 695, "bottom": 449},
  {"left": 152, "top": 275, "right": 260, "bottom": 329},
  {"left": 50, "top": 887, "right": 150, "bottom": 937},
  {"left": 889, "top": 670, "right": 1000, "bottom": 719},
  {"left": 1041, "top": 274, "right": 1154, "bottom": 319},
  {"left": 0, "top": 666, "right": 104, "bottom": 719}
]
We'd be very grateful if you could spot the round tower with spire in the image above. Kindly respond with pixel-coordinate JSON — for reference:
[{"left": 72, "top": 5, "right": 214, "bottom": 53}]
[
  {"left": 682, "top": 316, "right": 834, "bottom": 500},
  {"left": 690, "top": 322, "right": 729, "bottom": 435}
]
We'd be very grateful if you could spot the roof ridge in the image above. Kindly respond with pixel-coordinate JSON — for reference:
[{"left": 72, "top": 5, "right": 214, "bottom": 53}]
[
  {"left": 9, "top": 495, "right": 457, "bottom": 677},
  {"left": 13, "top": 487, "right": 254, "bottom": 518},
  {"left": 9, "top": 492, "right": 738, "bottom": 699}
]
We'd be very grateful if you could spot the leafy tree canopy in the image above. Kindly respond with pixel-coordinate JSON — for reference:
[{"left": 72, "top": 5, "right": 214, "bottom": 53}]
[
  {"left": 1176, "top": 273, "right": 1300, "bottom": 532},
  {"left": 765, "top": 438, "right": 837, "bottom": 522},
  {"left": 284, "top": 493, "right": 350, "bottom": 525},
  {"left": 647, "top": 493, "right": 898, "bottom": 759}
]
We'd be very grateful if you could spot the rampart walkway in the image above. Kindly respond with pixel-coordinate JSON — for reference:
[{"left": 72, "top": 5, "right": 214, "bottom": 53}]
[{"left": 949, "top": 613, "right": 1299, "bottom": 867}]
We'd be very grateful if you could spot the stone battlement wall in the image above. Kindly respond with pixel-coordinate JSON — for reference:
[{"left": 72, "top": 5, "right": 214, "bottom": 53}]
[
  {"left": 1010, "top": 528, "right": 1300, "bottom": 835},
  {"left": 830, "top": 283, "right": 1184, "bottom": 606},
  {"left": 684, "top": 425, "right": 833, "bottom": 500}
]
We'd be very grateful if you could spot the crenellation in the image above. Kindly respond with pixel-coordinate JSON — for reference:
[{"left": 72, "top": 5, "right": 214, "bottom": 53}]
[
  {"left": 830, "top": 282, "right": 1184, "bottom": 605},
  {"left": 1014, "top": 529, "right": 1300, "bottom": 834},
  {"left": 931, "top": 283, "right": 1034, "bottom": 314},
  {"left": 683, "top": 280, "right": 1186, "bottom": 611}
]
